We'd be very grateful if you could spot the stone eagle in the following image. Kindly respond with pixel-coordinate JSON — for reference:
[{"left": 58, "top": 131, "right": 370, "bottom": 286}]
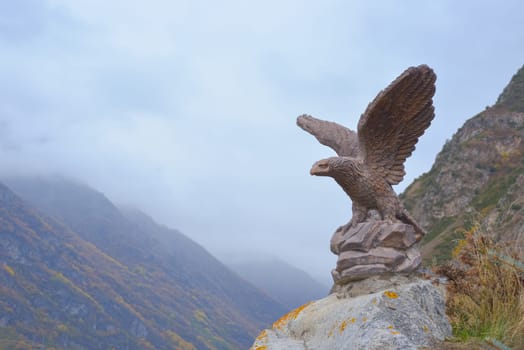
[{"left": 297, "top": 65, "right": 436, "bottom": 237}]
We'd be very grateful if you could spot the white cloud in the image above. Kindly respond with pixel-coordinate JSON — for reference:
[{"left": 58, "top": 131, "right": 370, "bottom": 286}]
[{"left": 2, "top": 0, "right": 524, "bottom": 284}]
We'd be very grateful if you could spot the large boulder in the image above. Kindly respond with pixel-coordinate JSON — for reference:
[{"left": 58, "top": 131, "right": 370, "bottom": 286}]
[{"left": 251, "top": 276, "right": 451, "bottom": 350}]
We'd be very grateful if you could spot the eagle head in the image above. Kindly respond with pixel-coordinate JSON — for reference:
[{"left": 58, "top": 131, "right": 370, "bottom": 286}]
[
  {"left": 310, "top": 157, "right": 339, "bottom": 176},
  {"left": 310, "top": 157, "right": 357, "bottom": 177}
]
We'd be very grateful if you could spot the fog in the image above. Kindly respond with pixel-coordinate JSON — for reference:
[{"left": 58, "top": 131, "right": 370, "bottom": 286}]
[{"left": 1, "top": 0, "right": 524, "bottom": 285}]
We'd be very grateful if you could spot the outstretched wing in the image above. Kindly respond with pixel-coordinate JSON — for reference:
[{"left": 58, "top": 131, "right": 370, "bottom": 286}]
[
  {"left": 357, "top": 65, "right": 436, "bottom": 185},
  {"left": 297, "top": 114, "right": 359, "bottom": 157}
]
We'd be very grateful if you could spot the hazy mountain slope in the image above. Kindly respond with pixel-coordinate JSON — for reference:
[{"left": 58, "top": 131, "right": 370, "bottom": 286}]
[
  {"left": 1, "top": 178, "right": 285, "bottom": 349},
  {"left": 119, "top": 206, "right": 287, "bottom": 322},
  {"left": 400, "top": 64, "right": 524, "bottom": 263},
  {"left": 228, "top": 259, "right": 329, "bottom": 310},
  {"left": 1, "top": 182, "right": 183, "bottom": 349}
]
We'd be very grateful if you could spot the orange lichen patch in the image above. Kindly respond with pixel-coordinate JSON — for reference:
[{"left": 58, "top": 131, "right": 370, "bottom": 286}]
[
  {"left": 422, "top": 325, "right": 429, "bottom": 333},
  {"left": 272, "top": 301, "right": 313, "bottom": 330},
  {"left": 383, "top": 290, "right": 398, "bottom": 299},
  {"left": 387, "top": 325, "right": 394, "bottom": 329},
  {"left": 339, "top": 317, "right": 357, "bottom": 333},
  {"left": 390, "top": 331, "right": 400, "bottom": 335},
  {"left": 362, "top": 317, "right": 368, "bottom": 322},
  {"left": 339, "top": 320, "right": 348, "bottom": 332},
  {"left": 371, "top": 298, "right": 378, "bottom": 304},
  {"left": 249, "top": 330, "right": 268, "bottom": 350},
  {"left": 255, "top": 330, "right": 267, "bottom": 342}
]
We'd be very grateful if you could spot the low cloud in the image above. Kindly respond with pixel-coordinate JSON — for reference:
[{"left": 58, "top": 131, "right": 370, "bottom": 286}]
[{"left": 1, "top": 0, "right": 524, "bottom": 284}]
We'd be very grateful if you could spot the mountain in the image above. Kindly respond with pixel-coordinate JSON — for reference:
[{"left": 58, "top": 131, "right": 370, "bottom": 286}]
[
  {"left": 0, "top": 177, "right": 285, "bottom": 349},
  {"left": 227, "top": 258, "right": 329, "bottom": 311},
  {"left": 400, "top": 64, "right": 524, "bottom": 263}
]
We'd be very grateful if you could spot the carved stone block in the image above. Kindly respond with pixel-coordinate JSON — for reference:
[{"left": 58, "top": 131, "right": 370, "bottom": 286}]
[
  {"left": 394, "top": 247, "right": 422, "bottom": 273},
  {"left": 376, "top": 223, "right": 417, "bottom": 249},
  {"left": 331, "top": 221, "right": 422, "bottom": 285},
  {"left": 339, "top": 222, "right": 382, "bottom": 252},
  {"left": 332, "top": 264, "right": 389, "bottom": 283},
  {"left": 336, "top": 248, "right": 404, "bottom": 270}
]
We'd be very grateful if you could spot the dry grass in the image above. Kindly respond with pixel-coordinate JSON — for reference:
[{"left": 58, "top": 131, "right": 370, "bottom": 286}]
[{"left": 435, "top": 224, "right": 524, "bottom": 348}]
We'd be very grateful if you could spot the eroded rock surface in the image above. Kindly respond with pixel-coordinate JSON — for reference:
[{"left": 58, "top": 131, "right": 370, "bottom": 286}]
[{"left": 250, "top": 277, "right": 451, "bottom": 350}]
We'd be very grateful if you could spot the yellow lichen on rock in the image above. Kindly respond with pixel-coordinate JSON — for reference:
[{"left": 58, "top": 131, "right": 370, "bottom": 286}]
[
  {"left": 383, "top": 290, "right": 398, "bottom": 299},
  {"left": 338, "top": 317, "right": 357, "bottom": 333},
  {"left": 387, "top": 325, "right": 400, "bottom": 335},
  {"left": 249, "top": 329, "right": 268, "bottom": 349},
  {"left": 260, "top": 330, "right": 268, "bottom": 338},
  {"left": 339, "top": 320, "right": 348, "bottom": 332},
  {"left": 255, "top": 330, "right": 267, "bottom": 342},
  {"left": 272, "top": 301, "right": 313, "bottom": 330}
]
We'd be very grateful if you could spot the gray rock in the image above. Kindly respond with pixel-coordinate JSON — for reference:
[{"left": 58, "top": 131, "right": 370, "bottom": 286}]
[{"left": 250, "top": 278, "right": 451, "bottom": 350}]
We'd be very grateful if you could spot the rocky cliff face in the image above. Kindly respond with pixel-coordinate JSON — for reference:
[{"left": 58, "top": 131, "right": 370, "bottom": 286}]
[{"left": 401, "top": 64, "right": 524, "bottom": 262}]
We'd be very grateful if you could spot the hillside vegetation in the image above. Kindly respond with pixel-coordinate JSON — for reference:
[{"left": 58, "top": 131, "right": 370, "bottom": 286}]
[
  {"left": 0, "top": 179, "right": 285, "bottom": 349},
  {"left": 436, "top": 223, "right": 524, "bottom": 348}
]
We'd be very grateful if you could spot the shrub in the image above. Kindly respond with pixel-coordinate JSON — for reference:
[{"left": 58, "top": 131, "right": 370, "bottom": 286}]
[{"left": 435, "top": 225, "right": 524, "bottom": 348}]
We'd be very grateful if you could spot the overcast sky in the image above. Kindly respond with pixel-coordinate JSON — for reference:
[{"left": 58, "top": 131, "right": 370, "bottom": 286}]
[{"left": 1, "top": 0, "right": 524, "bottom": 285}]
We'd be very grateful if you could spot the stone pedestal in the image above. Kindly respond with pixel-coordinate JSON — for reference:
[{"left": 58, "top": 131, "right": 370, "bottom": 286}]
[{"left": 330, "top": 221, "right": 422, "bottom": 285}]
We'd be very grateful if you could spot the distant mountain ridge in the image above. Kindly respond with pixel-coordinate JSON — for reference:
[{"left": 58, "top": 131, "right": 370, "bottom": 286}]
[
  {"left": 0, "top": 177, "right": 285, "bottom": 349},
  {"left": 400, "top": 64, "right": 524, "bottom": 262}
]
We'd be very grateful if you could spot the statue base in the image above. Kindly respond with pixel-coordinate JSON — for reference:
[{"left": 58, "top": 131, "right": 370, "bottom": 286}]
[{"left": 330, "top": 221, "right": 422, "bottom": 285}]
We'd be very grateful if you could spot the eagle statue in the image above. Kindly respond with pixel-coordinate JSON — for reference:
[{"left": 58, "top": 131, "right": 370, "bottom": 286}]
[{"left": 297, "top": 65, "right": 436, "bottom": 238}]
